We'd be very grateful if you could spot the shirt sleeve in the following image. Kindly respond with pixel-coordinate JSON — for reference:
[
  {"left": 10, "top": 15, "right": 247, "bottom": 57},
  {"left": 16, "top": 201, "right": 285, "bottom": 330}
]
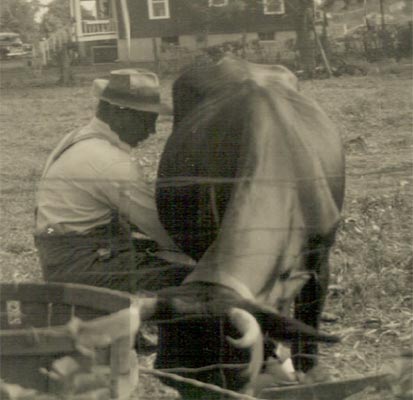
[{"left": 93, "top": 158, "right": 178, "bottom": 251}]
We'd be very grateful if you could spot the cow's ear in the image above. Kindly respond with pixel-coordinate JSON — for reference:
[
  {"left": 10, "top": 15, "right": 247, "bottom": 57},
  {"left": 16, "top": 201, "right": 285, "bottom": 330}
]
[{"left": 243, "top": 303, "right": 340, "bottom": 344}]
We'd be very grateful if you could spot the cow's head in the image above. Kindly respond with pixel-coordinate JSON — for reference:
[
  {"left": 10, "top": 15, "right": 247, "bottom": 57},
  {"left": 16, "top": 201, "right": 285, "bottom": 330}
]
[{"left": 133, "top": 283, "right": 337, "bottom": 398}]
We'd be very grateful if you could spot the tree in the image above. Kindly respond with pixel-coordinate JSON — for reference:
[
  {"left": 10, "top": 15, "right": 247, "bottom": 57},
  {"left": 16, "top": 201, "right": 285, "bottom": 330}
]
[
  {"left": 39, "top": 0, "right": 94, "bottom": 38},
  {"left": 39, "top": 0, "right": 70, "bottom": 38},
  {"left": 0, "top": 0, "right": 40, "bottom": 42},
  {"left": 404, "top": 0, "right": 413, "bottom": 14}
]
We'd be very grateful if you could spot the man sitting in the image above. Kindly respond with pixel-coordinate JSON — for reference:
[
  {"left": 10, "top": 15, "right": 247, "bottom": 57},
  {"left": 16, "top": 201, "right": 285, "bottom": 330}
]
[{"left": 34, "top": 69, "right": 194, "bottom": 293}]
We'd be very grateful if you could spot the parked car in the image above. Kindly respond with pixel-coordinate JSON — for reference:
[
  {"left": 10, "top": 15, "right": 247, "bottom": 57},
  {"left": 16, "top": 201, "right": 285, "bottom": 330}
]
[{"left": 0, "top": 32, "right": 31, "bottom": 60}]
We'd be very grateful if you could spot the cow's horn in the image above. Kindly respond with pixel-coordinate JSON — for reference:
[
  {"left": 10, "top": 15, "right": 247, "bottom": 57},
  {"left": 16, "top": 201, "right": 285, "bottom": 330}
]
[{"left": 226, "top": 308, "right": 261, "bottom": 349}]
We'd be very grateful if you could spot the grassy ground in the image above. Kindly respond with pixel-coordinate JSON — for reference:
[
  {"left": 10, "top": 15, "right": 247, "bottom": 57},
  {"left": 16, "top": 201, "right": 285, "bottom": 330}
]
[{"left": 0, "top": 61, "right": 412, "bottom": 399}]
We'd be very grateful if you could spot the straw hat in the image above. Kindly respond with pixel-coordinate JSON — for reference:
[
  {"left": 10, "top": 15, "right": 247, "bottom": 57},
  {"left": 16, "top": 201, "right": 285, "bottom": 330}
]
[{"left": 92, "top": 69, "right": 172, "bottom": 115}]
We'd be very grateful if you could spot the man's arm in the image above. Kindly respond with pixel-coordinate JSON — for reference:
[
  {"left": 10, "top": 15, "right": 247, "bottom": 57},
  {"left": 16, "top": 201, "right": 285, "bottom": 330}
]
[
  {"left": 93, "top": 160, "right": 179, "bottom": 251},
  {"left": 121, "top": 181, "right": 180, "bottom": 251}
]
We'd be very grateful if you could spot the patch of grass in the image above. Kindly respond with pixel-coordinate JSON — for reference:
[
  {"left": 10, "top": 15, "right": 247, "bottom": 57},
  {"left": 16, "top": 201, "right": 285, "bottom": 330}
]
[
  {"left": 333, "top": 190, "right": 412, "bottom": 306},
  {"left": 4, "top": 242, "right": 31, "bottom": 255},
  {"left": 341, "top": 96, "right": 374, "bottom": 121},
  {"left": 326, "top": 187, "right": 413, "bottom": 378}
]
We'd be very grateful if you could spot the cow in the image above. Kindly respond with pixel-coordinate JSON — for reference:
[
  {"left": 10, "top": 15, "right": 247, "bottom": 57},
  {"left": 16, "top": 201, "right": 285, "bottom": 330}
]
[
  {"left": 130, "top": 57, "right": 344, "bottom": 398},
  {"left": 138, "top": 57, "right": 346, "bottom": 398}
]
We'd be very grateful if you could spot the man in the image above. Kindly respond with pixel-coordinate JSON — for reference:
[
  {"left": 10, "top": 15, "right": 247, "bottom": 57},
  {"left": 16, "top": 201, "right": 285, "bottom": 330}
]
[{"left": 34, "top": 69, "right": 194, "bottom": 293}]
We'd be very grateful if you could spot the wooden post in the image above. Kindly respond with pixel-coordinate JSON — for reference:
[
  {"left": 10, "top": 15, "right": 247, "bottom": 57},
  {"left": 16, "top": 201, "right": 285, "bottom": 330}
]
[
  {"left": 379, "top": 0, "right": 389, "bottom": 57},
  {"left": 321, "top": 10, "right": 329, "bottom": 54},
  {"left": 313, "top": 26, "right": 333, "bottom": 77},
  {"left": 241, "top": 30, "right": 247, "bottom": 58},
  {"left": 57, "top": 44, "right": 74, "bottom": 85},
  {"left": 69, "top": 0, "right": 74, "bottom": 19},
  {"left": 379, "top": 0, "right": 386, "bottom": 32},
  {"left": 110, "top": 338, "right": 138, "bottom": 399},
  {"left": 120, "top": 0, "right": 131, "bottom": 61},
  {"left": 45, "top": 40, "right": 50, "bottom": 63},
  {"left": 74, "top": 0, "right": 83, "bottom": 39},
  {"left": 312, "top": 3, "right": 333, "bottom": 78},
  {"left": 40, "top": 41, "right": 47, "bottom": 65},
  {"left": 295, "top": 5, "right": 316, "bottom": 78},
  {"left": 152, "top": 37, "right": 160, "bottom": 74}
]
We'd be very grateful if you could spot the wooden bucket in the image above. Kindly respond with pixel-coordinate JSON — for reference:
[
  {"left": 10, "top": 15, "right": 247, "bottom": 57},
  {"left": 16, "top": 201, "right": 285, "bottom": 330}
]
[{"left": 0, "top": 282, "right": 137, "bottom": 399}]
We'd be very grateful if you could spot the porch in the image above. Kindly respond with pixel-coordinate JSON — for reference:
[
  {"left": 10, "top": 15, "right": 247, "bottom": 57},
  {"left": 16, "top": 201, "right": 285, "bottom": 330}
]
[
  {"left": 71, "top": 0, "right": 118, "bottom": 42},
  {"left": 78, "top": 19, "right": 118, "bottom": 42}
]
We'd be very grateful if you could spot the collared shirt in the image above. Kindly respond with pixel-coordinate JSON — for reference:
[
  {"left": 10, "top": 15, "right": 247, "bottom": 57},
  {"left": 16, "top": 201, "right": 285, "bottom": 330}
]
[{"left": 35, "top": 117, "right": 177, "bottom": 250}]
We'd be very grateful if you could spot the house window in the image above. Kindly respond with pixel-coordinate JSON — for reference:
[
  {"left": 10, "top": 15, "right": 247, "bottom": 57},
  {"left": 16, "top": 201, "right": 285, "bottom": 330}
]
[
  {"left": 148, "top": 0, "right": 170, "bottom": 19},
  {"left": 263, "top": 0, "right": 285, "bottom": 15},
  {"left": 161, "top": 36, "right": 179, "bottom": 46},
  {"left": 161, "top": 36, "right": 179, "bottom": 52},
  {"left": 258, "top": 31, "right": 276, "bottom": 41},
  {"left": 208, "top": 0, "right": 228, "bottom": 6}
]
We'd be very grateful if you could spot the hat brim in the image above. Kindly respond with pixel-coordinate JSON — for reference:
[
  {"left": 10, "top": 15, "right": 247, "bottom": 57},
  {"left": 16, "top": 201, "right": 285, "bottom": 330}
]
[{"left": 92, "top": 79, "right": 172, "bottom": 115}]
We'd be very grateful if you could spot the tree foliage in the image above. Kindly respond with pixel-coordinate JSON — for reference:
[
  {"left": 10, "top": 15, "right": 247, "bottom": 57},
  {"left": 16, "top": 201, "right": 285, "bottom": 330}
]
[
  {"left": 39, "top": 0, "right": 71, "bottom": 38},
  {"left": 0, "top": 0, "right": 40, "bottom": 42},
  {"left": 404, "top": 0, "right": 413, "bottom": 13},
  {"left": 39, "top": 0, "right": 94, "bottom": 38}
]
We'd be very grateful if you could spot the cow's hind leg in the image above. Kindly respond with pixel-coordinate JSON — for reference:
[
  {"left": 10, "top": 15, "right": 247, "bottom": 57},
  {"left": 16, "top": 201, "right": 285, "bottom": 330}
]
[{"left": 292, "top": 234, "right": 334, "bottom": 373}]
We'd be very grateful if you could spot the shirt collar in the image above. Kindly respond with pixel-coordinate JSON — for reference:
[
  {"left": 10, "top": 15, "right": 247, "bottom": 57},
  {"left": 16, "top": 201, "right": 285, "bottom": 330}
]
[{"left": 84, "top": 117, "right": 132, "bottom": 153}]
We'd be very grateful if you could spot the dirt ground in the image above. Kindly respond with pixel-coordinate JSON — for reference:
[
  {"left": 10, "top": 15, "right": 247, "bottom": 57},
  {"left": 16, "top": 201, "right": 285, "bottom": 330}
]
[{"left": 0, "top": 61, "right": 412, "bottom": 399}]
